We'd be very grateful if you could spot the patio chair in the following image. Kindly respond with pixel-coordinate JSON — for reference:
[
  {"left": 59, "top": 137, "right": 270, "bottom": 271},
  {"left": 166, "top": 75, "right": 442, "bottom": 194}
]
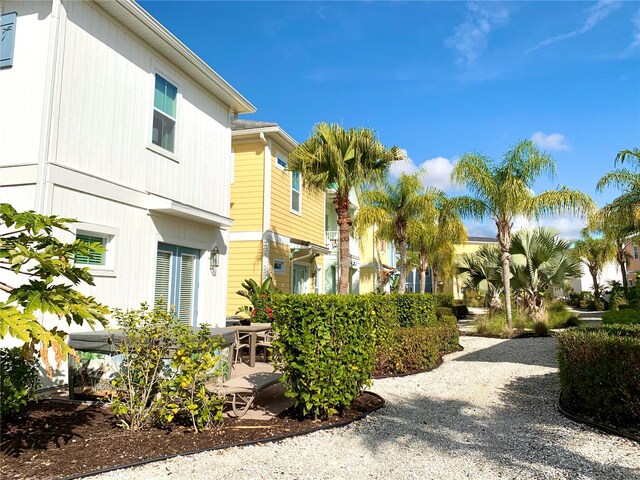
[
  {"left": 206, "top": 371, "right": 283, "bottom": 418},
  {"left": 255, "top": 329, "right": 276, "bottom": 362},
  {"left": 233, "top": 329, "right": 251, "bottom": 365}
]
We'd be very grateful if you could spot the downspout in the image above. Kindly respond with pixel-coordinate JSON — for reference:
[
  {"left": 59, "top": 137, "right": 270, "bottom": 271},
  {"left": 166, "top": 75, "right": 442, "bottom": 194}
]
[
  {"left": 260, "top": 132, "right": 270, "bottom": 281},
  {"left": 36, "top": 0, "right": 64, "bottom": 214}
]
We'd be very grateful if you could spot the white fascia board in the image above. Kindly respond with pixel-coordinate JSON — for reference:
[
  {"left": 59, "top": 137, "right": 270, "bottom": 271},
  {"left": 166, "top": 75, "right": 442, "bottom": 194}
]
[
  {"left": 232, "top": 127, "right": 298, "bottom": 151},
  {"left": 147, "top": 194, "right": 233, "bottom": 228},
  {"left": 94, "top": 0, "right": 255, "bottom": 114},
  {"left": 0, "top": 164, "right": 38, "bottom": 186}
]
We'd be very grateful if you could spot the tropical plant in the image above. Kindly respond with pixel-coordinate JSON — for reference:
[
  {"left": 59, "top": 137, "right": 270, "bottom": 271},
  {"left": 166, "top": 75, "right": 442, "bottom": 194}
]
[
  {"left": 354, "top": 173, "right": 439, "bottom": 293},
  {"left": 288, "top": 123, "right": 405, "bottom": 294},
  {"left": 236, "top": 277, "right": 279, "bottom": 322},
  {"left": 571, "top": 230, "right": 616, "bottom": 301},
  {"left": 1, "top": 346, "right": 40, "bottom": 419},
  {"left": 509, "top": 228, "right": 581, "bottom": 321},
  {"left": 451, "top": 140, "right": 594, "bottom": 329},
  {"left": 457, "top": 244, "right": 504, "bottom": 311},
  {"left": 408, "top": 196, "right": 467, "bottom": 294},
  {"left": 0, "top": 203, "right": 110, "bottom": 375},
  {"left": 597, "top": 148, "right": 640, "bottom": 226}
]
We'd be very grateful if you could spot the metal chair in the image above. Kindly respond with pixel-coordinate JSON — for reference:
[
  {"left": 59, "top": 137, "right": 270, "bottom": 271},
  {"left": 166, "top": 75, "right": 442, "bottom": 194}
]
[{"left": 233, "top": 329, "right": 251, "bottom": 365}]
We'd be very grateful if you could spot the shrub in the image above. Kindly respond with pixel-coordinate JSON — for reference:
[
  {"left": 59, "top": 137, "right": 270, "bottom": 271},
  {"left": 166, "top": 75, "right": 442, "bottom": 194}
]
[
  {"left": 563, "top": 316, "right": 581, "bottom": 327},
  {"left": 451, "top": 304, "right": 469, "bottom": 320},
  {"left": 601, "top": 309, "right": 640, "bottom": 326},
  {"left": 0, "top": 347, "right": 40, "bottom": 419},
  {"left": 236, "top": 277, "right": 279, "bottom": 323},
  {"left": 111, "top": 303, "right": 225, "bottom": 432},
  {"left": 394, "top": 294, "right": 437, "bottom": 327},
  {"left": 557, "top": 326, "right": 640, "bottom": 428},
  {"left": 271, "top": 294, "right": 377, "bottom": 418},
  {"left": 376, "top": 327, "right": 441, "bottom": 374},
  {"left": 435, "top": 306, "right": 454, "bottom": 319},
  {"left": 546, "top": 300, "right": 572, "bottom": 329},
  {"left": 433, "top": 293, "right": 454, "bottom": 307}
]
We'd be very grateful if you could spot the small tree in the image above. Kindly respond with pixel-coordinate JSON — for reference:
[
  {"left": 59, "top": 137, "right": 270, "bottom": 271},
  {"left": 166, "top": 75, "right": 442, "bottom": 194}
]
[
  {"left": 0, "top": 204, "right": 109, "bottom": 375},
  {"left": 571, "top": 231, "right": 616, "bottom": 302}
]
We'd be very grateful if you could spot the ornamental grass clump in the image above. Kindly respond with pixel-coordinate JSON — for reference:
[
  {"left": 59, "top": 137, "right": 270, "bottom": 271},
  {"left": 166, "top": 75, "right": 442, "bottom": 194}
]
[{"left": 271, "top": 294, "right": 378, "bottom": 419}]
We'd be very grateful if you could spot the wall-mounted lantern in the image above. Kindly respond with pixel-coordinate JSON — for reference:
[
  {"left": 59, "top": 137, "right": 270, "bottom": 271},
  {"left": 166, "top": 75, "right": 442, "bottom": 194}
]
[{"left": 210, "top": 246, "right": 219, "bottom": 275}]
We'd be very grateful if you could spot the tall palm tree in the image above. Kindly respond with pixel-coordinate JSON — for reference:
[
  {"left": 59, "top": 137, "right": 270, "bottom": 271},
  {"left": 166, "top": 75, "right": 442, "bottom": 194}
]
[
  {"left": 597, "top": 147, "right": 640, "bottom": 226},
  {"left": 407, "top": 196, "right": 467, "bottom": 293},
  {"left": 451, "top": 139, "right": 594, "bottom": 329},
  {"left": 354, "top": 173, "right": 438, "bottom": 293},
  {"left": 509, "top": 228, "right": 581, "bottom": 321},
  {"left": 289, "top": 123, "right": 404, "bottom": 294},
  {"left": 571, "top": 230, "right": 617, "bottom": 301}
]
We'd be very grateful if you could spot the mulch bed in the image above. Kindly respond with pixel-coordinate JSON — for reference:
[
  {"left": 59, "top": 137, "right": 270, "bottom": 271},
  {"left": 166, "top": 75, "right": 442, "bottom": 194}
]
[{"left": 1, "top": 393, "right": 383, "bottom": 480}]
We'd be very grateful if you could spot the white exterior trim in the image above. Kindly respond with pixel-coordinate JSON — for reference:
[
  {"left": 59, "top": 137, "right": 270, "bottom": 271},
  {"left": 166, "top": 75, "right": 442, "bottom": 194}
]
[{"left": 0, "top": 165, "right": 38, "bottom": 186}]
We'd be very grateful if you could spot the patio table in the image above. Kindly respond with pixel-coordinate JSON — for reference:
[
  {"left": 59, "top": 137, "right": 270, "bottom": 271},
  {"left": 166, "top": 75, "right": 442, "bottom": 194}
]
[{"left": 229, "top": 323, "right": 272, "bottom": 367}]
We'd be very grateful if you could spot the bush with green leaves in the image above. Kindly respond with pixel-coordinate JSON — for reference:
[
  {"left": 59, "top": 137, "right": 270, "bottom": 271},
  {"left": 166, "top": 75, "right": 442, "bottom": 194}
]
[
  {"left": 557, "top": 325, "right": 640, "bottom": 428},
  {"left": 376, "top": 327, "right": 441, "bottom": 374},
  {"left": 0, "top": 347, "right": 40, "bottom": 419},
  {"left": 236, "top": 277, "right": 279, "bottom": 323},
  {"left": 271, "top": 294, "right": 378, "bottom": 418},
  {"left": 0, "top": 203, "right": 109, "bottom": 376},
  {"left": 433, "top": 293, "right": 454, "bottom": 307},
  {"left": 601, "top": 308, "right": 640, "bottom": 326},
  {"left": 393, "top": 293, "right": 438, "bottom": 327},
  {"left": 110, "top": 304, "right": 225, "bottom": 432}
]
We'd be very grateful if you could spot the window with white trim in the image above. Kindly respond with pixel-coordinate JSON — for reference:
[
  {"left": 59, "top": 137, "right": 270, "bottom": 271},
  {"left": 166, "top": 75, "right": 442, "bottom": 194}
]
[
  {"left": 273, "top": 259, "right": 286, "bottom": 274},
  {"left": 152, "top": 74, "right": 177, "bottom": 153},
  {"left": 291, "top": 171, "right": 301, "bottom": 214},
  {"left": 75, "top": 233, "right": 107, "bottom": 266},
  {"left": 634, "top": 245, "right": 638, "bottom": 260},
  {"left": 276, "top": 155, "right": 287, "bottom": 170}
]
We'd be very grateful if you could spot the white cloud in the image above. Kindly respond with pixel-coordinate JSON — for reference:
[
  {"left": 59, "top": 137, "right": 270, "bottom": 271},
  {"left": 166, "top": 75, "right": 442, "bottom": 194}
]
[
  {"left": 445, "top": 2, "right": 510, "bottom": 65},
  {"left": 531, "top": 131, "right": 571, "bottom": 151},
  {"left": 632, "top": 9, "right": 640, "bottom": 48},
  {"left": 529, "top": 0, "right": 622, "bottom": 52},
  {"left": 389, "top": 152, "right": 458, "bottom": 192},
  {"left": 466, "top": 216, "right": 587, "bottom": 241}
]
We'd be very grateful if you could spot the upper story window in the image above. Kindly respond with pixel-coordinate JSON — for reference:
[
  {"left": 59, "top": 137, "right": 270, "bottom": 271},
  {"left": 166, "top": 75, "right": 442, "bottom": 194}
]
[
  {"left": 276, "top": 156, "right": 287, "bottom": 170},
  {"left": 152, "top": 74, "right": 177, "bottom": 153},
  {"left": 634, "top": 245, "right": 638, "bottom": 260},
  {"left": 291, "top": 171, "right": 301, "bottom": 214},
  {"left": 75, "top": 233, "right": 107, "bottom": 266}
]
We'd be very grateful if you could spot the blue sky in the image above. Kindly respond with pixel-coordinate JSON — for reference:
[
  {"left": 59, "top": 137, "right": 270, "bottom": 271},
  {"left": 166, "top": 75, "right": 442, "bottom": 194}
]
[{"left": 140, "top": 1, "right": 640, "bottom": 238}]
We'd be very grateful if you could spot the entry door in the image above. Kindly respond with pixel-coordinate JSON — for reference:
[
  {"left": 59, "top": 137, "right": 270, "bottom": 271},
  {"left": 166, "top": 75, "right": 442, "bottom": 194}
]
[
  {"left": 292, "top": 264, "right": 309, "bottom": 294},
  {"left": 154, "top": 243, "right": 200, "bottom": 325}
]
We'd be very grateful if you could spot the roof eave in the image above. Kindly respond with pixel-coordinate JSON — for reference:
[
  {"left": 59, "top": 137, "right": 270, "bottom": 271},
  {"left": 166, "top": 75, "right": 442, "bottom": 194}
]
[
  {"left": 232, "top": 126, "right": 298, "bottom": 151},
  {"left": 95, "top": 0, "right": 256, "bottom": 114}
]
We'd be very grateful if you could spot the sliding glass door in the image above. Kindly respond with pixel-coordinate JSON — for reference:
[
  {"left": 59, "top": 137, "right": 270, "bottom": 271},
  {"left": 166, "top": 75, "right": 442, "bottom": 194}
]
[{"left": 154, "top": 243, "right": 200, "bottom": 325}]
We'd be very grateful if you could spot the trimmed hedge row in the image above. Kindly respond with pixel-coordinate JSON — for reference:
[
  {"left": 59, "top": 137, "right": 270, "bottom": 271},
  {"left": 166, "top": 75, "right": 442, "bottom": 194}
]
[
  {"left": 271, "top": 293, "right": 454, "bottom": 418},
  {"left": 601, "top": 309, "right": 640, "bottom": 326},
  {"left": 557, "top": 325, "right": 640, "bottom": 428}
]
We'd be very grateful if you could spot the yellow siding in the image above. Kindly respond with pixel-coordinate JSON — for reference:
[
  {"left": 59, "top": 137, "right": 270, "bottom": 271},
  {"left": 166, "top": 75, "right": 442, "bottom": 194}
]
[
  {"left": 357, "top": 225, "right": 381, "bottom": 293},
  {"left": 230, "top": 141, "right": 264, "bottom": 232},
  {"left": 270, "top": 149, "right": 324, "bottom": 246},
  {"left": 226, "top": 240, "right": 263, "bottom": 317},
  {"left": 268, "top": 242, "right": 291, "bottom": 293}
]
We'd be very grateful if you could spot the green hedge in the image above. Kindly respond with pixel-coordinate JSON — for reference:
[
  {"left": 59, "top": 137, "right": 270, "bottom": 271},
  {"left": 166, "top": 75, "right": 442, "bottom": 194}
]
[
  {"left": 601, "top": 309, "right": 640, "bottom": 326},
  {"left": 271, "top": 295, "right": 378, "bottom": 418},
  {"left": 433, "top": 293, "right": 454, "bottom": 307},
  {"left": 557, "top": 325, "right": 640, "bottom": 428}
]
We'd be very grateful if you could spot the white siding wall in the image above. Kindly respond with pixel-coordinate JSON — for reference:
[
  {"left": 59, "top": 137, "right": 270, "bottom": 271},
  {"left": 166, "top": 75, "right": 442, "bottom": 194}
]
[
  {"left": 52, "top": 1, "right": 231, "bottom": 216},
  {"left": 0, "top": 1, "right": 52, "bottom": 165}
]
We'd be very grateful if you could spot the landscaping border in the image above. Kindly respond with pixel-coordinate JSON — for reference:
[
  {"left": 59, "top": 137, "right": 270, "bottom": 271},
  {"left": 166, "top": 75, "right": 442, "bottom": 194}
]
[
  {"left": 60, "top": 391, "right": 385, "bottom": 480},
  {"left": 557, "top": 398, "right": 640, "bottom": 444},
  {"left": 372, "top": 344, "right": 463, "bottom": 379}
]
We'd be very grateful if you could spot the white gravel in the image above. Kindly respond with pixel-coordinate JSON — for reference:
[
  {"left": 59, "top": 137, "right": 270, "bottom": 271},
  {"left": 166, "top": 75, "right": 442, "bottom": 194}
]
[{"left": 94, "top": 336, "right": 639, "bottom": 480}]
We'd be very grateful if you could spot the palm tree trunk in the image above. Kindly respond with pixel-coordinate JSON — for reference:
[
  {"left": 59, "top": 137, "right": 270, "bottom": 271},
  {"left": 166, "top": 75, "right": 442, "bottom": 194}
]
[
  {"left": 617, "top": 245, "right": 628, "bottom": 291},
  {"left": 335, "top": 194, "right": 351, "bottom": 295},
  {"left": 398, "top": 239, "right": 407, "bottom": 294},
  {"left": 497, "top": 224, "right": 513, "bottom": 330},
  {"left": 431, "top": 267, "right": 437, "bottom": 294},
  {"left": 620, "top": 260, "right": 628, "bottom": 291},
  {"left": 590, "top": 267, "right": 600, "bottom": 300},
  {"left": 419, "top": 268, "right": 426, "bottom": 293}
]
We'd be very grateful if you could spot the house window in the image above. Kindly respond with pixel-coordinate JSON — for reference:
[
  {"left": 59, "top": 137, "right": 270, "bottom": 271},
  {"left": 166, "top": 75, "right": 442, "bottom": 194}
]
[
  {"left": 75, "top": 233, "right": 107, "bottom": 266},
  {"left": 291, "top": 171, "right": 301, "bottom": 214},
  {"left": 154, "top": 243, "right": 200, "bottom": 325},
  {"left": 276, "top": 155, "right": 287, "bottom": 170},
  {"left": 634, "top": 245, "right": 638, "bottom": 260},
  {"left": 273, "top": 259, "right": 285, "bottom": 274},
  {"left": 152, "top": 74, "right": 177, "bottom": 153}
]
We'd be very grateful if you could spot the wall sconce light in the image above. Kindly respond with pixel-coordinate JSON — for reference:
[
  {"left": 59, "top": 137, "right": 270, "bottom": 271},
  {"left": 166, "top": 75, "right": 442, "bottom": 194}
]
[{"left": 210, "top": 246, "right": 219, "bottom": 275}]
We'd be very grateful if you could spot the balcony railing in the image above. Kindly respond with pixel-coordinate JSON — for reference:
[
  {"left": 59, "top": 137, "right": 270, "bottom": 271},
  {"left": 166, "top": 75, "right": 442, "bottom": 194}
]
[{"left": 325, "top": 231, "right": 359, "bottom": 257}]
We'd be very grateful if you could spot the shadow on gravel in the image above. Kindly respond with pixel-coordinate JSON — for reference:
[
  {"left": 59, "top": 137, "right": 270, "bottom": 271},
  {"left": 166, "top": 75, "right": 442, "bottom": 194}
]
[
  {"left": 362, "top": 373, "right": 638, "bottom": 479},
  {"left": 453, "top": 337, "right": 558, "bottom": 369}
]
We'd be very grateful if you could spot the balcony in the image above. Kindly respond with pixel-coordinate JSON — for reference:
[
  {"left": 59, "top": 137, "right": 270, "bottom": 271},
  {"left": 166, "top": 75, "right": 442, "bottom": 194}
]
[{"left": 325, "top": 230, "right": 359, "bottom": 258}]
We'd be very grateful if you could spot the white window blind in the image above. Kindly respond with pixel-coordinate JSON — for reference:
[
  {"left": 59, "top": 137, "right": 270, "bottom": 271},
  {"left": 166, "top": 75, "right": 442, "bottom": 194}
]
[
  {"left": 154, "top": 250, "right": 172, "bottom": 308},
  {"left": 178, "top": 254, "right": 195, "bottom": 324}
]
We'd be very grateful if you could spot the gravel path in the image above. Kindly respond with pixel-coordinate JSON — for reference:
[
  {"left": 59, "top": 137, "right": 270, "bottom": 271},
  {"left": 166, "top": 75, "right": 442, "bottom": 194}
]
[{"left": 94, "top": 336, "right": 639, "bottom": 480}]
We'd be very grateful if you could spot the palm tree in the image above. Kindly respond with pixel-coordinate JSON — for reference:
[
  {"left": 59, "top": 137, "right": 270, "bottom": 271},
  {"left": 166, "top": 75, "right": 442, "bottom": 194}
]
[
  {"left": 289, "top": 123, "right": 404, "bottom": 294},
  {"left": 408, "top": 196, "right": 467, "bottom": 293},
  {"left": 451, "top": 139, "right": 594, "bottom": 329},
  {"left": 509, "top": 228, "right": 581, "bottom": 321},
  {"left": 571, "top": 230, "right": 617, "bottom": 301},
  {"left": 457, "top": 244, "right": 504, "bottom": 311},
  {"left": 354, "top": 173, "right": 438, "bottom": 293},
  {"left": 597, "top": 148, "right": 640, "bottom": 226}
]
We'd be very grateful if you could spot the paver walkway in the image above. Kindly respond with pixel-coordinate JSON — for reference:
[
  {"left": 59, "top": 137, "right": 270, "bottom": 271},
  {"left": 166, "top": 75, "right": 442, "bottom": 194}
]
[{"left": 95, "top": 336, "right": 639, "bottom": 480}]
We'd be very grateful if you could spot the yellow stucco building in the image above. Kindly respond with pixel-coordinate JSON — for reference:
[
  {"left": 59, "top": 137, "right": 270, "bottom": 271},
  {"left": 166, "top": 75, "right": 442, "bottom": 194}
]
[
  {"left": 227, "top": 119, "right": 328, "bottom": 316},
  {"left": 443, "top": 235, "right": 498, "bottom": 299}
]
